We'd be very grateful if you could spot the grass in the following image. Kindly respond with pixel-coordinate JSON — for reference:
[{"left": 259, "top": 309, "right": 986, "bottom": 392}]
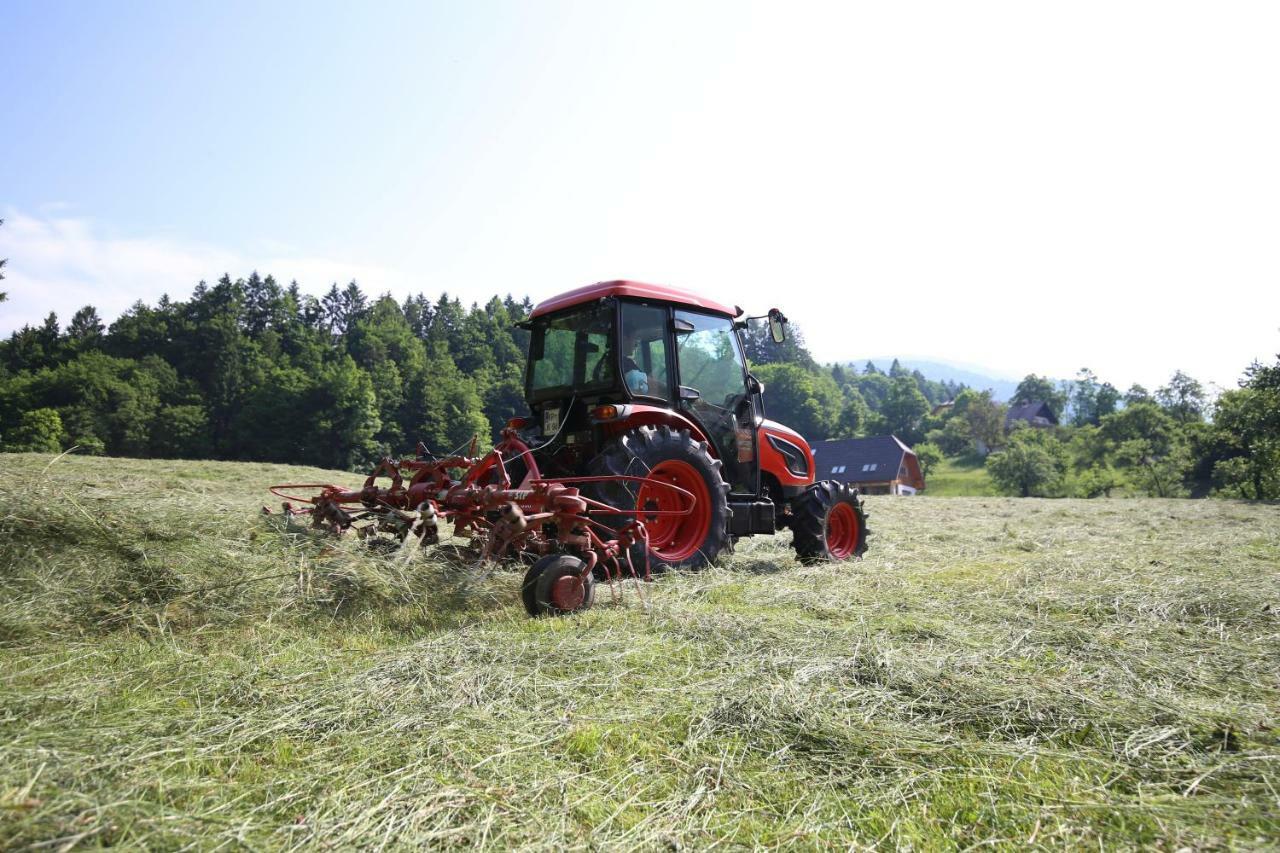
[
  {"left": 924, "top": 454, "right": 996, "bottom": 496},
  {"left": 2, "top": 451, "right": 1278, "bottom": 849}
]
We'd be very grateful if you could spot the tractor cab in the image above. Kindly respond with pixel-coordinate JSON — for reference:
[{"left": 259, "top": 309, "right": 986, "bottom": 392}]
[{"left": 524, "top": 283, "right": 771, "bottom": 493}]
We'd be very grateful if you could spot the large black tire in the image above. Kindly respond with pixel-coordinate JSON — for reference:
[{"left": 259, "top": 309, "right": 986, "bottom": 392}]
[
  {"left": 585, "top": 425, "right": 731, "bottom": 570},
  {"left": 790, "top": 481, "right": 869, "bottom": 564}
]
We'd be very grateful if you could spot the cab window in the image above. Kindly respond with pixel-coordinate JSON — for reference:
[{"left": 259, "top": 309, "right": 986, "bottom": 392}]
[
  {"left": 527, "top": 304, "right": 614, "bottom": 399},
  {"left": 619, "top": 303, "right": 670, "bottom": 399},
  {"left": 674, "top": 310, "right": 747, "bottom": 407}
]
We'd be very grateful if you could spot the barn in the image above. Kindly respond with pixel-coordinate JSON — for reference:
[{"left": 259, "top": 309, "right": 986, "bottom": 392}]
[{"left": 810, "top": 435, "right": 926, "bottom": 495}]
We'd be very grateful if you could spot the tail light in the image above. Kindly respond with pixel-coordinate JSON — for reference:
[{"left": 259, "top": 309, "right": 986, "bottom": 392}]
[{"left": 590, "top": 404, "right": 628, "bottom": 422}]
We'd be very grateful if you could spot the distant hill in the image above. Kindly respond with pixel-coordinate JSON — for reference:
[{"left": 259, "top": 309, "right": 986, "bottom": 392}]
[{"left": 847, "top": 358, "right": 1025, "bottom": 402}]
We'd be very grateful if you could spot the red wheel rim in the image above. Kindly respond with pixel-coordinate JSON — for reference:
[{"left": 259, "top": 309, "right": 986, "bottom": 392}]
[
  {"left": 635, "top": 460, "right": 712, "bottom": 562},
  {"left": 550, "top": 573, "right": 585, "bottom": 611},
  {"left": 826, "top": 502, "right": 860, "bottom": 559}
]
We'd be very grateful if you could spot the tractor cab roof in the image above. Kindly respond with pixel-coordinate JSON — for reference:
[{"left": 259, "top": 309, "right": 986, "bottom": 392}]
[{"left": 529, "top": 280, "right": 738, "bottom": 320}]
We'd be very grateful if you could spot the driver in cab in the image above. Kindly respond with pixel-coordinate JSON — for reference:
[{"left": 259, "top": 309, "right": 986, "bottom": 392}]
[{"left": 621, "top": 324, "right": 660, "bottom": 396}]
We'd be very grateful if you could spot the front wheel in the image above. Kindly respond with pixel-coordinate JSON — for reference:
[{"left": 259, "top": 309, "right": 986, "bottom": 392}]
[{"left": 790, "top": 481, "right": 869, "bottom": 564}]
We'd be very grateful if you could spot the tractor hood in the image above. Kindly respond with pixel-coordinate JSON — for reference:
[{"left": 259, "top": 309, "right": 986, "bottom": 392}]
[
  {"left": 760, "top": 419, "right": 812, "bottom": 453},
  {"left": 758, "top": 419, "right": 815, "bottom": 487}
]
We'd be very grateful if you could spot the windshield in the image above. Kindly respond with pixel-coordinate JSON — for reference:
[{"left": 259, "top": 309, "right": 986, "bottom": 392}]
[{"left": 527, "top": 303, "right": 616, "bottom": 399}]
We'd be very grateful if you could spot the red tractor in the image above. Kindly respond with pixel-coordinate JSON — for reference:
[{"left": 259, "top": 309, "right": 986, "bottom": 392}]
[{"left": 270, "top": 280, "right": 867, "bottom": 617}]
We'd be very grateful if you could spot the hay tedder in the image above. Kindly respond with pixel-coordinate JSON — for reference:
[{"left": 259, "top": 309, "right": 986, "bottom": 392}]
[{"left": 270, "top": 280, "right": 868, "bottom": 617}]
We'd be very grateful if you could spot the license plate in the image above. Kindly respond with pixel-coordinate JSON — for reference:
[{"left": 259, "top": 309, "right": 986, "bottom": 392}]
[{"left": 543, "top": 406, "right": 561, "bottom": 436}]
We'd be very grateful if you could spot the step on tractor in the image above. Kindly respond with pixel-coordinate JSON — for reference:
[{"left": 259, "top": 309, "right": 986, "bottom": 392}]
[{"left": 269, "top": 280, "right": 868, "bottom": 617}]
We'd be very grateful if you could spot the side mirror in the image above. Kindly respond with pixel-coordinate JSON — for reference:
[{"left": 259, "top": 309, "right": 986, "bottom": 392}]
[
  {"left": 679, "top": 385, "right": 702, "bottom": 401},
  {"left": 767, "top": 308, "right": 788, "bottom": 344},
  {"left": 746, "top": 374, "right": 763, "bottom": 395}
]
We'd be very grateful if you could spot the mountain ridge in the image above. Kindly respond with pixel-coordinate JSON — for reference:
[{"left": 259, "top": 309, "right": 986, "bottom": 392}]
[{"left": 844, "top": 357, "right": 1035, "bottom": 402}]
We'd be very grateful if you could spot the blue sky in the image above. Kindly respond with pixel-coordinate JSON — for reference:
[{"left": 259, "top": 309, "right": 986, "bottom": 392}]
[{"left": 3, "top": 0, "right": 1278, "bottom": 390}]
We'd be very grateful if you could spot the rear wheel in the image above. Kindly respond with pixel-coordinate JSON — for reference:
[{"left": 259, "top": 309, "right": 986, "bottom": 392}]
[
  {"left": 586, "top": 425, "right": 731, "bottom": 570},
  {"left": 790, "top": 481, "right": 869, "bottom": 564}
]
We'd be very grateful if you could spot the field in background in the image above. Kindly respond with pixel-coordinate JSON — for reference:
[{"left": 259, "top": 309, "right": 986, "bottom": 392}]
[
  {"left": 923, "top": 454, "right": 997, "bottom": 496},
  {"left": 2, "top": 453, "right": 1278, "bottom": 848}
]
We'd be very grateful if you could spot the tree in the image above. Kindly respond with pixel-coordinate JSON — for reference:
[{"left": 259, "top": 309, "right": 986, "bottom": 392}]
[
  {"left": 953, "top": 389, "right": 1006, "bottom": 455},
  {"left": 1012, "top": 374, "right": 1067, "bottom": 421},
  {"left": 740, "top": 317, "right": 816, "bottom": 369},
  {"left": 913, "top": 441, "right": 942, "bottom": 478},
  {"left": 1069, "top": 369, "right": 1121, "bottom": 427},
  {"left": 1114, "top": 439, "right": 1191, "bottom": 498},
  {"left": 833, "top": 387, "right": 869, "bottom": 438},
  {"left": 67, "top": 306, "right": 105, "bottom": 350},
  {"left": 3, "top": 408, "right": 62, "bottom": 452},
  {"left": 753, "top": 363, "right": 842, "bottom": 440},
  {"left": 340, "top": 281, "right": 369, "bottom": 328},
  {"left": 0, "top": 218, "right": 7, "bottom": 303},
  {"left": 932, "top": 416, "right": 974, "bottom": 456},
  {"left": 1075, "top": 465, "right": 1122, "bottom": 498},
  {"left": 150, "top": 405, "right": 210, "bottom": 458},
  {"left": 321, "top": 284, "right": 344, "bottom": 337},
  {"left": 242, "top": 272, "right": 288, "bottom": 335},
  {"left": 854, "top": 371, "right": 891, "bottom": 412},
  {"left": 1205, "top": 356, "right": 1280, "bottom": 498},
  {"left": 1096, "top": 382, "right": 1120, "bottom": 420},
  {"left": 880, "top": 375, "right": 929, "bottom": 444},
  {"left": 405, "top": 337, "right": 493, "bottom": 455},
  {"left": 1099, "top": 401, "right": 1190, "bottom": 497},
  {"left": 482, "top": 364, "right": 528, "bottom": 439},
  {"left": 1124, "top": 384, "right": 1152, "bottom": 406},
  {"left": 1156, "top": 370, "right": 1207, "bottom": 423},
  {"left": 313, "top": 356, "right": 381, "bottom": 470},
  {"left": 985, "top": 426, "right": 1068, "bottom": 497}
]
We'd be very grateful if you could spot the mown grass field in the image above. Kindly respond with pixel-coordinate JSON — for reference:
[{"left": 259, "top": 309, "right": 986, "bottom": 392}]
[{"left": 2, "top": 452, "right": 1278, "bottom": 849}]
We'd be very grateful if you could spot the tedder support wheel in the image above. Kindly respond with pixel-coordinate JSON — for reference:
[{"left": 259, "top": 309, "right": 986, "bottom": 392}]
[
  {"left": 522, "top": 553, "right": 595, "bottom": 617},
  {"left": 790, "top": 480, "right": 869, "bottom": 564},
  {"left": 586, "top": 425, "right": 731, "bottom": 570}
]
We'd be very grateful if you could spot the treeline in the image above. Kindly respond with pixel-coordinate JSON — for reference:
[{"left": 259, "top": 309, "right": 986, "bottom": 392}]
[
  {"left": 746, "top": 324, "right": 1278, "bottom": 499},
  {"left": 1, "top": 270, "right": 1275, "bottom": 499},
  {"left": 0, "top": 275, "right": 532, "bottom": 470},
  {"left": 739, "top": 309, "right": 965, "bottom": 441},
  {"left": 0, "top": 273, "right": 963, "bottom": 471},
  {"left": 913, "top": 368, "right": 1279, "bottom": 500}
]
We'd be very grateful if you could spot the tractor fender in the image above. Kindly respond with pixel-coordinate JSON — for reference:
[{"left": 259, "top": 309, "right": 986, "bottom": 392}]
[
  {"left": 758, "top": 419, "right": 815, "bottom": 487},
  {"left": 597, "top": 404, "right": 714, "bottom": 450}
]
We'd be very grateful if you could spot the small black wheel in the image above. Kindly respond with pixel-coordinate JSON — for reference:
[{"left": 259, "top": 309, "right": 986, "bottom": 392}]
[
  {"left": 520, "top": 559, "right": 544, "bottom": 616},
  {"left": 521, "top": 553, "right": 595, "bottom": 617},
  {"left": 790, "top": 481, "right": 869, "bottom": 565}
]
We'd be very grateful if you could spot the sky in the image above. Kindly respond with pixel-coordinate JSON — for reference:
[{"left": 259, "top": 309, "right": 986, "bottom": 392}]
[{"left": 2, "top": 0, "right": 1278, "bottom": 391}]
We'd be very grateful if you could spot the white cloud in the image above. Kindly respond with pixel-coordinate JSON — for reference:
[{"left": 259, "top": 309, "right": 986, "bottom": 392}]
[{"left": 0, "top": 210, "right": 418, "bottom": 333}]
